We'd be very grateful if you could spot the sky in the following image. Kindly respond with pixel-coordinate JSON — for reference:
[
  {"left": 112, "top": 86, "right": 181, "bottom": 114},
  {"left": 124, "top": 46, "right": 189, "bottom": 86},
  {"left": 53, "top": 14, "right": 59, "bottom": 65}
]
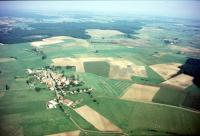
[{"left": 0, "top": 1, "right": 200, "bottom": 20}]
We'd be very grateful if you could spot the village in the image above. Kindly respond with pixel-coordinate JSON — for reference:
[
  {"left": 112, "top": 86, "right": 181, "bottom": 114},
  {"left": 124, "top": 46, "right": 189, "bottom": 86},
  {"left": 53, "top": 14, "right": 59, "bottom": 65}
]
[{"left": 26, "top": 66, "right": 94, "bottom": 109}]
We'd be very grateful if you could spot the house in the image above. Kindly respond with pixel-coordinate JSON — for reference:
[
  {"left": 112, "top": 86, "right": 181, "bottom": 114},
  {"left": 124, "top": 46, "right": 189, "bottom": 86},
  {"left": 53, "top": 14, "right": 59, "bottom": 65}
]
[
  {"left": 63, "top": 99, "right": 73, "bottom": 107},
  {"left": 27, "top": 69, "right": 33, "bottom": 74},
  {"left": 65, "top": 80, "right": 70, "bottom": 85},
  {"left": 73, "top": 80, "right": 79, "bottom": 85},
  {"left": 46, "top": 99, "right": 58, "bottom": 109}
]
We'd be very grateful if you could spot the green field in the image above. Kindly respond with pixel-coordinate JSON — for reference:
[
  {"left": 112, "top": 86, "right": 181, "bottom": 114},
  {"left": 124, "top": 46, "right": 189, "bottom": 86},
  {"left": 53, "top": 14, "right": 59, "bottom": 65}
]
[
  {"left": 84, "top": 97, "right": 200, "bottom": 135},
  {"left": 152, "top": 86, "right": 187, "bottom": 106},
  {"left": 83, "top": 61, "right": 110, "bottom": 77},
  {"left": 0, "top": 25, "right": 200, "bottom": 136},
  {"left": 80, "top": 73, "right": 132, "bottom": 97},
  {"left": 131, "top": 66, "right": 165, "bottom": 84}
]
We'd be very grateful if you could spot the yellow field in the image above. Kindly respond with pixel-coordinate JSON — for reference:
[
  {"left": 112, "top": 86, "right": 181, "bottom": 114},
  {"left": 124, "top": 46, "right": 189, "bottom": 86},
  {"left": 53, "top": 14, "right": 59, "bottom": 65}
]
[
  {"left": 47, "top": 130, "right": 81, "bottom": 136},
  {"left": 161, "top": 74, "right": 193, "bottom": 89},
  {"left": 75, "top": 105, "right": 121, "bottom": 132},
  {"left": 121, "top": 84, "right": 160, "bottom": 102},
  {"left": 86, "top": 29, "right": 124, "bottom": 39},
  {"left": 31, "top": 36, "right": 89, "bottom": 48},
  {"left": 0, "top": 57, "right": 16, "bottom": 63},
  {"left": 150, "top": 63, "right": 182, "bottom": 80}
]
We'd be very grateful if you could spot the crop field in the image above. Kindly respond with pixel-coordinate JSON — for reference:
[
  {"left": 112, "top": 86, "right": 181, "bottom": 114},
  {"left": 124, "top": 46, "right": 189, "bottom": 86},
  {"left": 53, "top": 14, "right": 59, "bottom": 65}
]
[
  {"left": 131, "top": 66, "right": 165, "bottom": 84},
  {"left": 181, "top": 85, "right": 200, "bottom": 110},
  {"left": 75, "top": 105, "right": 121, "bottom": 131},
  {"left": 83, "top": 61, "right": 110, "bottom": 77},
  {"left": 48, "top": 130, "right": 81, "bottom": 136},
  {"left": 152, "top": 86, "right": 187, "bottom": 106},
  {"left": 85, "top": 97, "right": 200, "bottom": 135},
  {"left": 121, "top": 84, "right": 160, "bottom": 102},
  {"left": 80, "top": 73, "right": 132, "bottom": 97}
]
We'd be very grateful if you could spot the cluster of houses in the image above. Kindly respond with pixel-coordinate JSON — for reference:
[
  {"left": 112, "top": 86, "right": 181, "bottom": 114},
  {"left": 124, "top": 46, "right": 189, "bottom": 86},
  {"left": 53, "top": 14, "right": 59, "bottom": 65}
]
[
  {"left": 27, "top": 67, "right": 93, "bottom": 109},
  {"left": 46, "top": 97, "right": 81, "bottom": 109},
  {"left": 163, "top": 38, "right": 179, "bottom": 45},
  {"left": 27, "top": 68, "right": 93, "bottom": 95}
]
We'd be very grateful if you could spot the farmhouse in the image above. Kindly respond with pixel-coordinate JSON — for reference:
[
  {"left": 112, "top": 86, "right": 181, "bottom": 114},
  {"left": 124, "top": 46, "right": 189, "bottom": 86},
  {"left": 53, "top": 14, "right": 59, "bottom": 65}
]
[
  {"left": 47, "top": 99, "right": 58, "bottom": 109},
  {"left": 63, "top": 99, "right": 73, "bottom": 107}
]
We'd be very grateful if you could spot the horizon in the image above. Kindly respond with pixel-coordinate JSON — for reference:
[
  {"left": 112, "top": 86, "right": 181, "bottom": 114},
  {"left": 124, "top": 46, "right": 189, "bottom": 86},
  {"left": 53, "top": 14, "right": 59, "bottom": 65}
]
[{"left": 0, "top": 1, "right": 200, "bottom": 20}]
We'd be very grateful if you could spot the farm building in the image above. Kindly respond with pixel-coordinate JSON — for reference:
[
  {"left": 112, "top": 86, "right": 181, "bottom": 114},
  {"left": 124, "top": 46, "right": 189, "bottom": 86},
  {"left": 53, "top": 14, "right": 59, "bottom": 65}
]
[{"left": 47, "top": 99, "right": 58, "bottom": 109}]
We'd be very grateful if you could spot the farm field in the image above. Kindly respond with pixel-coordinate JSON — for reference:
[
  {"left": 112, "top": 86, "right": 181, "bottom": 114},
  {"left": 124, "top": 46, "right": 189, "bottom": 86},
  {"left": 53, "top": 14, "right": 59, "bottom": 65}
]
[
  {"left": 83, "top": 61, "right": 110, "bottom": 77},
  {"left": 0, "top": 6, "right": 200, "bottom": 136}
]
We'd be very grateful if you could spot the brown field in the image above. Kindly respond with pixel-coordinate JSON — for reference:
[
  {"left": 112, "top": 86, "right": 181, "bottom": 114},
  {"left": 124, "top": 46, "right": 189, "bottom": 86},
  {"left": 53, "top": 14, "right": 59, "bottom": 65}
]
[
  {"left": 47, "top": 130, "right": 81, "bottom": 136},
  {"left": 150, "top": 63, "right": 182, "bottom": 80},
  {"left": 0, "top": 91, "right": 5, "bottom": 98},
  {"left": 170, "top": 45, "right": 200, "bottom": 56},
  {"left": 0, "top": 57, "right": 16, "bottom": 63},
  {"left": 109, "top": 63, "right": 147, "bottom": 80},
  {"left": 161, "top": 74, "right": 193, "bottom": 89},
  {"left": 109, "top": 59, "right": 135, "bottom": 80},
  {"left": 132, "top": 66, "right": 147, "bottom": 77},
  {"left": 31, "top": 37, "right": 64, "bottom": 47},
  {"left": 121, "top": 84, "right": 160, "bottom": 102},
  {"left": 75, "top": 105, "right": 121, "bottom": 132},
  {"left": 51, "top": 57, "right": 85, "bottom": 72},
  {"left": 109, "top": 65, "right": 131, "bottom": 80},
  {"left": 86, "top": 29, "right": 124, "bottom": 39}
]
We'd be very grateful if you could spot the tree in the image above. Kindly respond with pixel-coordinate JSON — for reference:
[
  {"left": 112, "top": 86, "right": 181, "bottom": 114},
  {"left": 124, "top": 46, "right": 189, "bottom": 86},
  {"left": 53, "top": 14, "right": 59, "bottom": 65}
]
[
  {"left": 35, "top": 87, "right": 41, "bottom": 92},
  {"left": 5, "top": 84, "right": 9, "bottom": 90},
  {"left": 42, "top": 54, "right": 47, "bottom": 60},
  {"left": 26, "top": 80, "right": 30, "bottom": 84}
]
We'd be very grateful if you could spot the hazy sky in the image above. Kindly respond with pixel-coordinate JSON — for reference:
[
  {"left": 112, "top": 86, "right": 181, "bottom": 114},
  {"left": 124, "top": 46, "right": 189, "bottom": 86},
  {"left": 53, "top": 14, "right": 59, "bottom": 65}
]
[{"left": 0, "top": 1, "right": 200, "bottom": 20}]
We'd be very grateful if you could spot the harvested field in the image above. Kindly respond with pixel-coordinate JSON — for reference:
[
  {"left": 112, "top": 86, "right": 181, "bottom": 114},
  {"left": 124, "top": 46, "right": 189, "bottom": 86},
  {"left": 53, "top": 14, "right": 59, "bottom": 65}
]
[
  {"left": 132, "top": 66, "right": 147, "bottom": 77},
  {"left": 108, "top": 59, "right": 136, "bottom": 80},
  {"left": 51, "top": 57, "right": 113, "bottom": 73},
  {"left": 0, "top": 91, "right": 5, "bottom": 98},
  {"left": 75, "top": 105, "right": 121, "bottom": 132},
  {"left": 52, "top": 57, "right": 147, "bottom": 79},
  {"left": 121, "top": 84, "right": 160, "bottom": 102},
  {"left": 161, "top": 74, "right": 193, "bottom": 89},
  {"left": 115, "top": 26, "right": 164, "bottom": 47},
  {"left": 109, "top": 65, "right": 147, "bottom": 80},
  {"left": 109, "top": 65, "right": 131, "bottom": 80},
  {"left": 51, "top": 57, "right": 85, "bottom": 72},
  {"left": 170, "top": 45, "right": 200, "bottom": 56},
  {"left": 47, "top": 130, "right": 81, "bottom": 136},
  {"left": 0, "top": 57, "right": 16, "bottom": 63},
  {"left": 31, "top": 37, "right": 64, "bottom": 47},
  {"left": 31, "top": 36, "right": 89, "bottom": 48},
  {"left": 86, "top": 29, "right": 124, "bottom": 39},
  {"left": 150, "top": 63, "right": 182, "bottom": 80}
]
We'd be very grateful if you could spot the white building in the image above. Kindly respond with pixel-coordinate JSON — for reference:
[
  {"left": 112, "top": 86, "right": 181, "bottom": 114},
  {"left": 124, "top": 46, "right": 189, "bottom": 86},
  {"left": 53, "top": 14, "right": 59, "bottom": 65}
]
[{"left": 47, "top": 99, "right": 58, "bottom": 109}]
